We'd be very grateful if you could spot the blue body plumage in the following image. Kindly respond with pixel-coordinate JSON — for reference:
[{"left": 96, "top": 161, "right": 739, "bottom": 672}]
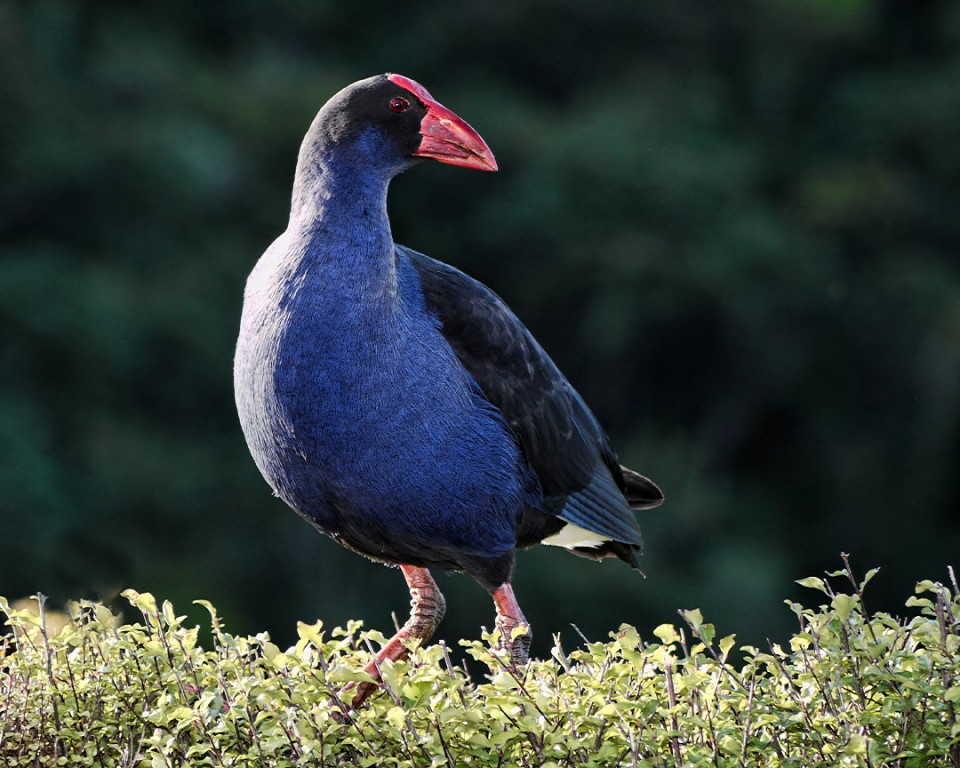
[
  {"left": 237, "top": 200, "right": 533, "bottom": 568},
  {"left": 234, "top": 75, "right": 663, "bottom": 700}
]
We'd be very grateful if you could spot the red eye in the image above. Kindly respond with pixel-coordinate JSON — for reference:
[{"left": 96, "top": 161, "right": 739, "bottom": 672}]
[{"left": 389, "top": 96, "right": 410, "bottom": 113}]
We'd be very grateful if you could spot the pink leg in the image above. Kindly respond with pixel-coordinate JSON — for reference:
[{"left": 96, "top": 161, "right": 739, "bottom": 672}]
[
  {"left": 342, "top": 564, "right": 445, "bottom": 709},
  {"left": 492, "top": 582, "right": 531, "bottom": 667}
]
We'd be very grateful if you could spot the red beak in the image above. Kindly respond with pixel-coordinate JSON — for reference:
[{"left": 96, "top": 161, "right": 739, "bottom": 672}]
[{"left": 388, "top": 74, "right": 498, "bottom": 172}]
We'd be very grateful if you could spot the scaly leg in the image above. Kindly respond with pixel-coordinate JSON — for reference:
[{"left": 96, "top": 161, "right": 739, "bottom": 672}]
[
  {"left": 492, "top": 582, "right": 531, "bottom": 667},
  {"left": 341, "top": 564, "right": 445, "bottom": 710}
]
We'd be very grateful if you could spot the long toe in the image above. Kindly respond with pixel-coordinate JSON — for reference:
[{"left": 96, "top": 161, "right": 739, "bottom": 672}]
[{"left": 497, "top": 621, "right": 532, "bottom": 667}]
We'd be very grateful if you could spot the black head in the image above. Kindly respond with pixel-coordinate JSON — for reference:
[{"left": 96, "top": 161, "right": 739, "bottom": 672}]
[
  {"left": 316, "top": 74, "right": 426, "bottom": 159},
  {"left": 307, "top": 74, "right": 497, "bottom": 174}
]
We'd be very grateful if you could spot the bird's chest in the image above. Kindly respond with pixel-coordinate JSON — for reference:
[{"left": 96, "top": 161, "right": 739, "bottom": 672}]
[
  {"left": 238, "top": 277, "right": 523, "bottom": 532},
  {"left": 277, "top": 299, "right": 470, "bottom": 462}
]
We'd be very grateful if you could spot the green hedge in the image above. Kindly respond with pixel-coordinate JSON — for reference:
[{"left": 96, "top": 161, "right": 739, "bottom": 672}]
[{"left": 2, "top": 564, "right": 959, "bottom": 767}]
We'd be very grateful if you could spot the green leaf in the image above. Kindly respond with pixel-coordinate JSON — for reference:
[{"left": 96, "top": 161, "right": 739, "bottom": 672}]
[
  {"left": 682, "top": 608, "right": 704, "bottom": 627},
  {"left": 699, "top": 623, "right": 716, "bottom": 645},
  {"left": 296, "top": 620, "right": 324, "bottom": 645},
  {"left": 796, "top": 577, "right": 828, "bottom": 593},
  {"left": 192, "top": 599, "right": 218, "bottom": 621},
  {"left": 844, "top": 734, "right": 867, "bottom": 755},
  {"left": 831, "top": 593, "right": 858, "bottom": 621},
  {"left": 719, "top": 734, "right": 740, "bottom": 756},
  {"left": 161, "top": 600, "right": 180, "bottom": 627},
  {"left": 718, "top": 634, "right": 736, "bottom": 656},
  {"left": 906, "top": 596, "right": 934, "bottom": 611},
  {"left": 385, "top": 705, "right": 405, "bottom": 729},
  {"left": 860, "top": 567, "right": 880, "bottom": 589},
  {"left": 790, "top": 633, "right": 812, "bottom": 651},
  {"left": 121, "top": 589, "right": 158, "bottom": 615},
  {"left": 653, "top": 624, "right": 680, "bottom": 644},
  {"left": 167, "top": 706, "right": 195, "bottom": 722},
  {"left": 324, "top": 667, "right": 377, "bottom": 685}
]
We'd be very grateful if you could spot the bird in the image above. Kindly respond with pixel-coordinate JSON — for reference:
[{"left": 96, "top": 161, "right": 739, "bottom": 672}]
[{"left": 233, "top": 73, "right": 663, "bottom": 708}]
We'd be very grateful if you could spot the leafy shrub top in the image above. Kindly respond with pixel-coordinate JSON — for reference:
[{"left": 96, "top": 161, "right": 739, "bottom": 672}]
[{"left": 2, "top": 564, "right": 959, "bottom": 767}]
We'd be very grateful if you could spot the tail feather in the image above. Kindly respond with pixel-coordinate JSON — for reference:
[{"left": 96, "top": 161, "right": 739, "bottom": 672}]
[
  {"left": 620, "top": 465, "right": 665, "bottom": 510},
  {"left": 569, "top": 540, "right": 643, "bottom": 572}
]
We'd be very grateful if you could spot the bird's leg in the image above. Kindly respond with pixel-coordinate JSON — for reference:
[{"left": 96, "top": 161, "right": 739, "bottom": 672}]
[
  {"left": 342, "top": 564, "right": 445, "bottom": 710},
  {"left": 492, "top": 582, "right": 531, "bottom": 667}
]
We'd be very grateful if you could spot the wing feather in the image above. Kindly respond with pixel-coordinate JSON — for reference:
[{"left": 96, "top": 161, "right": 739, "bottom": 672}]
[{"left": 402, "top": 246, "right": 661, "bottom": 546}]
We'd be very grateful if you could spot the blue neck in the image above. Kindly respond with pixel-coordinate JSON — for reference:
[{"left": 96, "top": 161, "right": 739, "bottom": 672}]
[{"left": 287, "top": 136, "right": 399, "bottom": 303}]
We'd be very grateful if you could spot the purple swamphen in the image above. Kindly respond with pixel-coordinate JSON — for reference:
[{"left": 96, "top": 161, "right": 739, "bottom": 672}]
[{"left": 234, "top": 74, "right": 663, "bottom": 707}]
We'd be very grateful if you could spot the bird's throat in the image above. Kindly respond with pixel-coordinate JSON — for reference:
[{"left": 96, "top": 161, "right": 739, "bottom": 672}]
[{"left": 287, "top": 159, "right": 399, "bottom": 306}]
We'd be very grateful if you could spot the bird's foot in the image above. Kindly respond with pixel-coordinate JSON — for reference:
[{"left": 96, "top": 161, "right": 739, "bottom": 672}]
[
  {"left": 334, "top": 565, "right": 445, "bottom": 712},
  {"left": 495, "top": 619, "right": 532, "bottom": 668},
  {"left": 492, "top": 582, "right": 531, "bottom": 668}
]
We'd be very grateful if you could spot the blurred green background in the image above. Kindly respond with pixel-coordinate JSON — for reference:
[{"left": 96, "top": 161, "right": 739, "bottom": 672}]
[{"left": 2, "top": 0, "right": 958, "bottom": 657}]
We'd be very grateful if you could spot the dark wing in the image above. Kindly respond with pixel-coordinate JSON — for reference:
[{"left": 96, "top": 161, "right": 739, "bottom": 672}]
[{"left": 401, "top": 245, "right": 662, "bottom": 546}]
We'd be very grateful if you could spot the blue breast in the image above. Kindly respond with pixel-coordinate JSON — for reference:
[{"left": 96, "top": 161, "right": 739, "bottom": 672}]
[{"left": 235, "top": 238, "right": 533, "bottom": 563}]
